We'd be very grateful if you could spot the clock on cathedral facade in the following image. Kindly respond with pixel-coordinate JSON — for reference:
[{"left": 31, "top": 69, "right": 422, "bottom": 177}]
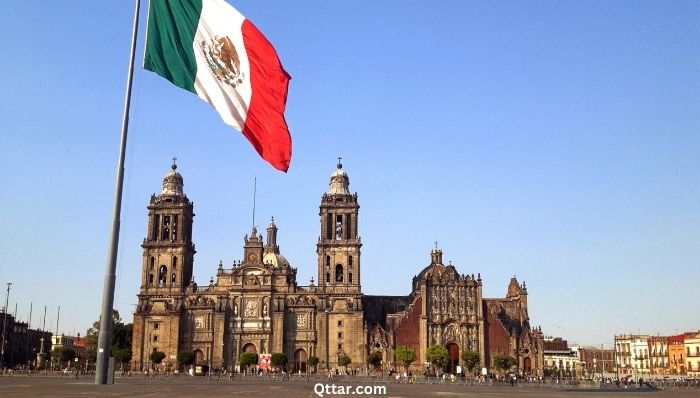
[{"left": 131, "top": 160, "right": 544, "bottom": 375}]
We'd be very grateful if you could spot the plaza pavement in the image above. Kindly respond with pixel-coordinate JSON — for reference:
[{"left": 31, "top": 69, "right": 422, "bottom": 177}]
[{"left": 0, "top": 374, "right": 697, "bottom": 398}]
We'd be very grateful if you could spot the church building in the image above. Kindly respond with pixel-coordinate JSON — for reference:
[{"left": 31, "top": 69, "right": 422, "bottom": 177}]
[{"left": 131, "top": 160, "right": 544, "bottom": 375}]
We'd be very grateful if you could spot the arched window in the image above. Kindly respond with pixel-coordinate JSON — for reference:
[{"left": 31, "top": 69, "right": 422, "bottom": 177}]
[
  {"left": 326, "top": 273, "right": 330, "bottom": 283},
  {"left": 172, "top": 256, "right": 177, "bottom": 269},
  {"left": 335, "top": 214, "right": 343, "bottom": 240},
  {"left": 150, "top": 257, "right": 155, "bottom": 269},
  {"left": 171, "top": 273, "right": 176, "bottom": 285},
  {"left": 349, "top": 273, "right": 353, "bottom": 284},
  {"left": 159, "top": 265, "right": 167, "bottom": 285},
  {"left": 149, "top": 274, "right": 154, "bottom": 285},
  {"left": 152, "top": 215, "right": 160, "bottom": 239},
  {"left": 348, "top": 255, "right": 353, "bottom": 269},
  {"left": 325, "top": 255, "right": 330, "bottom": 269},
  {"left": 335, "top": 264, "right": 344, "bottom": 282}
]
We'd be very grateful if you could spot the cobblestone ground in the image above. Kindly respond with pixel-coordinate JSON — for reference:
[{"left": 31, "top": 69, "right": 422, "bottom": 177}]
[{"left": 0, "top": 374, "right": 698, "bottom": 398}]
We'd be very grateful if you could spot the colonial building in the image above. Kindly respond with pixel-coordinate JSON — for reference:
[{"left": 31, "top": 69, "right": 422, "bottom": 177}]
[
  {"left": 131, "top": 161, "right": 544, "bottom": 375},
  {"left": 648, "top": 335, "right": 669, "bottom": 375},
  {"left": 685, "top": 331, "right": 700, "bottom": 376},
  {"left": 577, "top": 346, "right": 614, "bottom": 377},
  {"left": 665, "top": 331, "right": 700, "bottom": 376},
  {"left": 615, "top": 334, "right": 650, "bottom": 377},
  {"left": 542, "top": 337, "right": 578, "bottom": 377},
  {"left": 0, "top": 310, "right": 52, "bottom": 370}
]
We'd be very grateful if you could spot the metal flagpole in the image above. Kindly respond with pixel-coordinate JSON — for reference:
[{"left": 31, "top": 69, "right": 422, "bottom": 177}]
[
  {"left": 95, "top": 0, "right": 141, "bottom": 385},
  {"left": 252, "top": 177, "right": 257, "bottom": 227}
]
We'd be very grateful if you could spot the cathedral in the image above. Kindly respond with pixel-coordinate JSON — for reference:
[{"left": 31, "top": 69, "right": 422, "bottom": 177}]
[{"left": 131, "top": 160, "right": 544, "bottom": 375}]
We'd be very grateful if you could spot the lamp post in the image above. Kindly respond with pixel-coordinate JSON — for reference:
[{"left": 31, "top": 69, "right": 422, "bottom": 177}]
[
  {"left": 1, "top": 282, "right": 11, "bottom": 369},
  {"left": 593, "top": 358, "right": 597, "bottom": 380}
]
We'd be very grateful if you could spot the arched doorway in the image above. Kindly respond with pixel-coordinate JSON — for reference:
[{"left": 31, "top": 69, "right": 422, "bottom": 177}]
[
  {"left": 242, "top": 343, "right": 257, "bottom": 353},
  {"left": 193, "top": 349, "right": 205, "bottom": 364},
  {"left": 523, "top": 357, "right": 532, "bottom": 374},
  {"left": 294, "top": 348, "right": 307, "bottom": 373},
  {"left": 446, "top": 343, "right": 459, "bottom": 375}
]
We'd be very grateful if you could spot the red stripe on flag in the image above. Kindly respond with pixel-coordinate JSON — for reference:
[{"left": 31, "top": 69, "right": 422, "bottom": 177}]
[{"left": 241, "top": 19, "right": 292, "bottom": 172}]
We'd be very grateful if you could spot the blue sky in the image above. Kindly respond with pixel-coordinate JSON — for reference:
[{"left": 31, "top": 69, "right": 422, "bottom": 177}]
[{"left": 1, "top": 0, "right": 698, "bottom": 347}]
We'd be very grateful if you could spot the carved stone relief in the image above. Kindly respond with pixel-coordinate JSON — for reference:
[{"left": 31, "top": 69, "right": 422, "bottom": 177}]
[{"left": 244, "top": 299, "right": 257, "bottom": 317}]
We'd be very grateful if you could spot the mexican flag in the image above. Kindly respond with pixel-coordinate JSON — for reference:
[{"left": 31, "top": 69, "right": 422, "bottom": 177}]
[{"left": 144, "top": 0, "right": 292, "bottom": 172}]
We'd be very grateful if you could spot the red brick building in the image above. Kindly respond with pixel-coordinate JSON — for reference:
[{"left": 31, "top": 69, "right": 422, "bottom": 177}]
[{"left": 578, "top": 346, "right": 614, "bottom": 376}]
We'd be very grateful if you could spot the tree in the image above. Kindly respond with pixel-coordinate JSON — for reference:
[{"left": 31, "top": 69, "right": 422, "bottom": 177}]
[
  {"left": 239, "top": 352, "right": 259, "bottom": 372},
  {"left": 114, "top": 348, "right": 132, "bottom": 370},
  {"left": 338, "top": 354, "right": 352, "bottom": 369},
  {"left": 271, "top": 353, "right": 288, "bottom": 370},
  {"left": 395, "top": 346, "right": 417, "bottom": 371},
  {"left": 426, "top": 344, "right": 449, "bottom": 374},
  {"left": 51, "top": 347, "right": 60, "bottom": 368},
  {"left": 367, "top": 352, "right": 382, "bottom": 370},
  {"left": 53, "top": 346, "right": 76, "bottom": 369},
  {"left": 85, "top": 310, "right": 132, "bottom": 364},
  {"left": 307, "top": 356, "right": 319, "bottom": 373},
  {"left": 150, "top": 350, "right": 166, "bottom": 370},
  {"left": 177, "top": 351, "right": 196, "bottom": 369},
  {"left": 461, "top": 350, "right": 480, "bottom": 375},
  {"left": 493, "top": 354, "right": 516, "bottom": 375}
]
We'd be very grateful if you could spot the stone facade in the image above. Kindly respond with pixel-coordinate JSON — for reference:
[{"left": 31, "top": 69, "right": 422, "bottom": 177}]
[{"left": 131, "top": 161, "right": 544, "bottom": 375}]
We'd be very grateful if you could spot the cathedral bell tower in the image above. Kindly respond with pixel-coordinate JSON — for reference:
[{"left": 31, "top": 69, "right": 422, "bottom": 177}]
[
  {"left": 317, "top": 159, "right": 361, "bottom": 292},
  {"left": 140, "top": 159, "right": 195, "bottom": 293}
]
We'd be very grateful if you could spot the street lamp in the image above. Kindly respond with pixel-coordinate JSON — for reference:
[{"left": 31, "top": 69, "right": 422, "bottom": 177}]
[
  {"left": 593, "top": 358, "right": 597, "bottom": 380},
  {"left": 1, "top": 282, "right": 12, "bottom": 369}
]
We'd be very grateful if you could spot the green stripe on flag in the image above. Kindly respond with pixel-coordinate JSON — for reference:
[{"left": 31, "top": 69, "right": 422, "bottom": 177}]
[{"left": 144, "top": 0, "right": 203, "bottom": 93}]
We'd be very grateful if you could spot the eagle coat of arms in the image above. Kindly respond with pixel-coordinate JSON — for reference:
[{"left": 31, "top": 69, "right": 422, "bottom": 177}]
[{"left": 200, "top": 35, "right": 245, "bottom": 87}]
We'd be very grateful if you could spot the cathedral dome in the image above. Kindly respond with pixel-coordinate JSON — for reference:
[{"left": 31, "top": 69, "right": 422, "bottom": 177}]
[
  {"left": 263, "top": 252, "right": 289, "bottom": 268},
  {"left": 417, "top": 263, "right": 446, "bottom": 280},
  {"left": 328, "top": 160, "right": 350, "bottom": 195},
  {"left": 161, "top": 159, "right": 184, "bottom": 196}
]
